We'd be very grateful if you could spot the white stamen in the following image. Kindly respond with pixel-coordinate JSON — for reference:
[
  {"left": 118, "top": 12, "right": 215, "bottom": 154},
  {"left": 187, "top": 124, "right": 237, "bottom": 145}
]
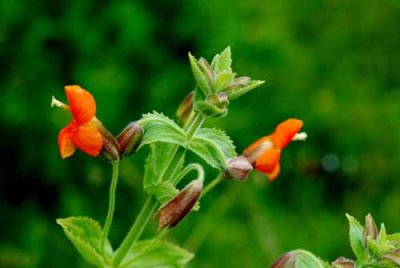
[
  {"left": 293, "top": 132, "right": 307, "bottom": 141},
  {"left": 51, "top": 96, "right": 70, "bottom": 110}
]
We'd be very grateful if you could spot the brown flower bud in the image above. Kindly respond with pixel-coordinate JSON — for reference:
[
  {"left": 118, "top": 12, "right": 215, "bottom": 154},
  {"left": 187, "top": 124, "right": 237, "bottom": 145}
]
[
  {"left": 176, "top": 91, "right": 194, "bottom": 125},
  {"left": 363, "top": 213, "right": 378, "bottom": 241},
  {"left": 271, "top": 252, "right": 296, "bottom": 268},
  {"left": 116, "top": 121, "right": 143, "bottom": 157},
  {"left": 158, "top": 179, "right": 203, "bottom": 230},
  {"left": 225, "top": 156, "right": 253, "bottom": 181},
  {"left": 331, "top": 257, "right": 355, "bottom": 268},
  {"left": 198, "top": 57, "right": 214, "bottom": 85},
  {"left": 92, "top": 118, "right": 121, "bottom": 162},
  {"left": 380, "top": 249, "right": 400, "bottom": 266},
  {"left": 224, "top": 76, "right": 251, "bottom": 93}
]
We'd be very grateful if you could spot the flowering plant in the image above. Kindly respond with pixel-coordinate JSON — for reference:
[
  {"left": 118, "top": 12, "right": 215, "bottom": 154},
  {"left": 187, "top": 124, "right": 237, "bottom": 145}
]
[{"left": 51, "top": 47, "right": 308, "bottom": 267}]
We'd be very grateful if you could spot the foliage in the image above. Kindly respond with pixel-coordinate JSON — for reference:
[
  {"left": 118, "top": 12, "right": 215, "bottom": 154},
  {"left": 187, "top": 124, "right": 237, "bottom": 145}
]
[{"left": 1, "top": 0, "right": 400, "bottom": 267}]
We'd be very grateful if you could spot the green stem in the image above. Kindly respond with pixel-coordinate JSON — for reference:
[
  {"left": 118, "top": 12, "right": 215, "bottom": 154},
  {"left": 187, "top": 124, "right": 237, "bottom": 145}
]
[
  {"left": 113, "top": 113, "right": 205, "bottom": 267},
  {"left": 172, "top": 163, "right": 205, "bottom": 186},
  {"left": 113, "top": 196, "right": 158, "bottom": 267},
  {"left": 101, "top": 161, "right": 120, "bottom": 257},
  {"left": 201, "top": 173, "right": 224, "bottom": 198}
]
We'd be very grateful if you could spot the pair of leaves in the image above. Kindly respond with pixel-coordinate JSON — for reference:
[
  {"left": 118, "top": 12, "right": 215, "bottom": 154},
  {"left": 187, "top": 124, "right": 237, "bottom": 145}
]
[
  {"left": 58, "top": 217, "right": 193, "bottom": 268},
  {"left": 140, "top": 112, "right": 236, "bottom": 168},
  {"left": 140, "top": 112, "right": 236, "bottom": 202}
]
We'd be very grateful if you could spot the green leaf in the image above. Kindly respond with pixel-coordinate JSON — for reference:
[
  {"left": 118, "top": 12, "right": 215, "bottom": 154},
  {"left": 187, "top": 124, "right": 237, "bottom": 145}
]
[
  {"left": 346, "top": 213, "right": 367, "bottom": 261},
  {"left": 189, "top": 53, "right": 211, "bottom": 96},
  {"left": 120, "top": 239, "right": 194, "bottom": 268},
  {"left": 146, "top": 182, "right": 179, "bottom": 205},
  {"left": 213, "top": 70, "right": 235, "bottom": 92},
  {"left": 211, "top": 47, "right": 232, "bottom": 73},
  {"left": 57, "top": 217, "right": 112, "bottom": 267},
  {"left": 293, "top": 250, "right": 327, "bottom": 268},
  {"left": 387, "top": 233, "right": 400, "bottom": 247},
  {"left": 139, "top": 112, "right": 187, "bottom": 148},
  {"left": 228, "top": 80, "right": 265, "bottom": 100},
  {"left": 188, "top": 128, "right": 236, "bottom": 170},
  {"left": 143, "top": 143, "right": 182, "bottom": 203}
]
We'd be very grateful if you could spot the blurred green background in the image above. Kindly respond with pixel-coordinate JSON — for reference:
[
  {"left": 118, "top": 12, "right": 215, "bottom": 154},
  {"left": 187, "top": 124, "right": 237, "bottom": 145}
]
[{"left": 1, "top": 0, "right": 400, "bottom": 267}]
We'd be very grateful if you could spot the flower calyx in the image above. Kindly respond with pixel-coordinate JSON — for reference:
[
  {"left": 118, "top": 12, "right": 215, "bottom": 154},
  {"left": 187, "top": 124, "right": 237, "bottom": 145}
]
[{"left": 188, "top": 47, "right": 264, "bottom": 118}]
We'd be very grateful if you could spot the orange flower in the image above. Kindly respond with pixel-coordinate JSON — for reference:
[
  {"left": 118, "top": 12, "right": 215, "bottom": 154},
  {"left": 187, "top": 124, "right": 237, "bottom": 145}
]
[
  {"left": 54, "top": 85, "right": 103, "bottom": 158},
  {"left": 243, "top": 119, "right": 305, "bottom": 181}
]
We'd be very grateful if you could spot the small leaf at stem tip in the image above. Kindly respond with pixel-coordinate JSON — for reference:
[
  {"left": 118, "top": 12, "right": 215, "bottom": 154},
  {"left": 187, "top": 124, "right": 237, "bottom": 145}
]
[
  {"left": 189, "top": 52, "right": 211, "bottom": 96},
  {"left": 211, "top": 46, "right": 232, "bottom": 73},
  {"left": 346, "top": 213, "right": 367, "bottom": 261}
]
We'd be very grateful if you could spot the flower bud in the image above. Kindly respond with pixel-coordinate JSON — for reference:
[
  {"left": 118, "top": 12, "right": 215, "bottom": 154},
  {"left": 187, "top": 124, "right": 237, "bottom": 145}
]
[
  {"left": 380, "top": 249, "right": 400, "bottom": 266},
  {"left": 92, "top": 118, "right": 121, "bottom": 162},
  {"left": 331, "top": 257, "right": 355, "bottom": 268},
  {"left": 198, "top": 57, "right": 214, "bottom": 84},
  {"left": 176, "top": 91, "right": 194, "bottom": 125},
  {"left": 158, "top": 179, "right": 203, "bottom": 230},
  {"left": 271, "top": 252, "right": 296, "bottom": 268},
  {"left": 225, "top": 156, "right": 253, "bottom": 181},
  {"left": 224, "top": 76, "right": 251, "bottom": 93},
  {"left": 363, "top": 213, "right": 378, "bottom": 241},
  {"left": 194, "top": 92, "right": 229, "bottom": 118},
  {"left": 116, "top": 122, "right": 143, "bottom": 157}
]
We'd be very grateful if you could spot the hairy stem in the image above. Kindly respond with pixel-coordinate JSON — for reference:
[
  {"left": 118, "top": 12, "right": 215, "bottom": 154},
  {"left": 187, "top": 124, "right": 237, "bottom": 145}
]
[
  {"left": 201, "top": 173, "right": 224, "bottom": 197},
  {"left": 113, "top": 113, "right": 205, "bottom": 266},
  {"left": 112, "top": 196, "right": 158, "bottom": 266},
  {"left": 101, "top": 161, "right": 120, "bottom": 258}
]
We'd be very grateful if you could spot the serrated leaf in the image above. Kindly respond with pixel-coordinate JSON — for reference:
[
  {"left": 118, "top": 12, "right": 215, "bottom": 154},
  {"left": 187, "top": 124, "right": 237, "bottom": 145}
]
[
  {"left": 120, "top": 239, "right": 194, "bottom": 268},
  {"left": 294, "top": 250, "right": 326, "bottom": 268},
  {"left": 146, "top": 182, "right": 179, "bottom": 205},
  {"left": 211, "top": 47, "right": 232, "bottom": 73},
  {"left": 188, "top": 128, "right": 236, "bottom": 170},
  {"left": 387, "top": 233, "right": 400, "bottom": 247},
  {"left": 228, "top": 80, "right": 265, "bottom": 100},
  {"left": 213, "top": 70, "right": 235, "bottom": 92},
  {"left": 189, "top": 53, "right": 211, "bottom": 96},
  {"left": 139, "top": 112, "right": 187, "bottom": 148},
  {"left": 57, "top": 217, "right": 112, "bottom": 267},
  {"left": 143, "top": 143, "right": 183, "bottom": 202},
  {"left": 346, "top": 214, "right": 367, "bottom": 261}
]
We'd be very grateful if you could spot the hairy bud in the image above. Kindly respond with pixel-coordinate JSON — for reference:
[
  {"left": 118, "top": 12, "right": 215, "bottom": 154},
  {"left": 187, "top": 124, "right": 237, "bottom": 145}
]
[
  {"left": 158, "top": 179, "right": 203, "bottom": 230},
  {"left": 331, "top": 257, "right": 355, "bottom": 268},
  {"left": 225, "top": 156, "right": 253, "bottom": 181},
  {"left": 117, "top": 122, "right": 143, "bottom": 157},
  {"left": 271, "top": 252, "right": 296, "bottom": 268},
  {"left": 176, "top": 91, "right": 194, "bottom": 125},
  {"left": 92, "top": 118, "right": 121, "bottom": 162},
  {"left": 363, "top": 213, "right": 378, "bottom": 241}
]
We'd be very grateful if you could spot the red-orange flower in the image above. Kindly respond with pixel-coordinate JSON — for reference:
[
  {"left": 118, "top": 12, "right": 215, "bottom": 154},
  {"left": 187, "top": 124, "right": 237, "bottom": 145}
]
[
  {"left": 243, "top": 119, "right": 305, "bottom": 181},
  {"left": 56, "top": 85, "right": 103, "bottom": 158}
]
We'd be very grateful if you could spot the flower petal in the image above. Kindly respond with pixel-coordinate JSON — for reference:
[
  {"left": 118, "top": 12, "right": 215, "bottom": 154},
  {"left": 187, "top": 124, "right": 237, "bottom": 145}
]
[
  {"left": 272, "top": 119, "right": 303, "bottom": 149},
  {"left": 267, "top": 163, "right": 280, "bottom": 181},
  {"left": 71, "top": 123, "right": 103, "bottom": 157},
  {"left": 254, "top": 148, "right": 281, "bottom": 174},
  {"left": 58, "top": 124, "right": 77, "bottom": 159},
  {"left": 65, "top": 85, "right": 96, "bottom": 125},
  {"left": 243, "top": 135, "right": 273, "bottom": 160}
]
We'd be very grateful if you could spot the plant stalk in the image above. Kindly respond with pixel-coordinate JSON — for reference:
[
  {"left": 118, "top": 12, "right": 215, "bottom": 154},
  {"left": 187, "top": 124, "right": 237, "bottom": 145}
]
[
  {"left": 101, "top": 161, "right": 120, "bottom": 258},
  {"left": 113, "top": 113, "right": 205, "bottom": 266}
]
